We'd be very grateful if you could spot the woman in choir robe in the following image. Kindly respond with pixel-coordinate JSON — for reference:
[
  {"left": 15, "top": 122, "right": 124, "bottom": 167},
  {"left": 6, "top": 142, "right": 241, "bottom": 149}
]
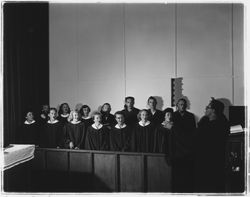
[
  {"left": 100, "top": 103, "right": 116, "bottom": 129},
  {"left": 40, "top": 108, "right": 64, "bottom": 148},
  {"left": 109, "top": 111, "right": 132, "bottom": 152},
  {"left": 147, "top": 96, "right": 164, "bottom": 126},
  {"left": 80, "top": 105, "right": 94, "bottom": 132},
  {"left": 58, "top": 103, "right": 71, "bottom": 126},
  {"left": 131, "top": 109, "right": 156, "bottom": 153},
  {"left": 154, "top": 108, "right": 174, "bottom": 154},
  {"left": 19, "top": 111, "right": 40, "bottom": 146},
  {"left": 64, "top": 110, "right": 86, "bottom": 150},
  {"left": 85, "top": 112, "right": 109, "bottom": 150},
  {"left": 38, "top": 104, "right": 50, "bottom": 125},
  {"left": 121, "top": 96, "right": 140, "bottom": 127}
]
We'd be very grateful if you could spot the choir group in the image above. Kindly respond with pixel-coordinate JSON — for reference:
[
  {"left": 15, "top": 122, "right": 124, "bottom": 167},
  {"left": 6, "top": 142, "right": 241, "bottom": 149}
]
[{"left": 18, "top": 96, "right": 176, "bottom": 153}]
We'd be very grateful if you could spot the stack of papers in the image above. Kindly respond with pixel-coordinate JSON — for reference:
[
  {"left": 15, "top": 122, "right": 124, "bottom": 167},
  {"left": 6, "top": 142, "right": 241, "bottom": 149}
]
[{"left": 230, "top": 125, "right": 243, "bottom": 134}]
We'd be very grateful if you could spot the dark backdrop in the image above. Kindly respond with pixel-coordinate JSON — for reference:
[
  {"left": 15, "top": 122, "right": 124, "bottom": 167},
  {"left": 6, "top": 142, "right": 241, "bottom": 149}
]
[{"left": 3, "top": 3, "right": 49, "bottom": 147}]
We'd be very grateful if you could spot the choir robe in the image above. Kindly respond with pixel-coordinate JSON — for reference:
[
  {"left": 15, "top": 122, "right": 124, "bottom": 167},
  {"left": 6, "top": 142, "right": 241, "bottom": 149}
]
[
  {"left": 64, "top": 121, "right": 86, "bottom": 149},
  {"left": 121, "top": 107, "right": 140, "bottom": 127},
  {"left": 85, "top": 125, "right": 110, "bottom": 150},
  {"left": 154, "top": 124, "right": 172, "bottom": 154},
  {"left": 82, "top": 117, "right": 94, "bottom": 132},
  {"left": 101, "top": 112, "right": 116, "bottom": 127},
  {"left": 194, "top": 115, "right": 229, "bottom": 193},
  {"left": 131, "top": 122, "right": 156, "bottom": 153},
  {"left": 19, "top": 121, "right": 40, "bottom": 145},
  {"left": 109, "top": 125, "right": 132, "bottom": 151},
  {"left": 40, "top": 121, "right": 64, "bottom": 148},
  {"left": 58, "top": 114, "right": 70, "bottom": 126},
  {"left": 147, "top": 109, "right": 164, "bottom": 126}
]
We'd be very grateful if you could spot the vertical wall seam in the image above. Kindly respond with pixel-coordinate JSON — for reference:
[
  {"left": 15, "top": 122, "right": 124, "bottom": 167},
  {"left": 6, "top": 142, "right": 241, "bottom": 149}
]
[
  {"left": 231, "top": 4, "right": 234, "bottom": 105},
  {"left": 175, "top": 4, "right": 178, "bottom": 78},
  {"left": 123, "top": 4, "right": 127, "bottom": 97}
]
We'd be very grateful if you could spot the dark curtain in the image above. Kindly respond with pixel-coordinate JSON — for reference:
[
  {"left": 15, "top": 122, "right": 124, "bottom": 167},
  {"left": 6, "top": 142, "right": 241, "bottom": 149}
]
[{"left": 3, "top": 3, "right": 49, "bottom": 147}]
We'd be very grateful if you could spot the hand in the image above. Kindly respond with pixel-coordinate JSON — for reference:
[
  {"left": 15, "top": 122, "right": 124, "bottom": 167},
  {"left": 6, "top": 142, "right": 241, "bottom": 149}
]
[{"left": 69, "top": 142, "right": 74, "bottom": 149}]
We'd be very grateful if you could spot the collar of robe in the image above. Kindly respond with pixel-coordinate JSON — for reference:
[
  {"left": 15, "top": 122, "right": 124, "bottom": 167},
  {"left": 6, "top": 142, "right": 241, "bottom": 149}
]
[
  {"left": 82, "top": 116, "right": 91, "bottom": 120},
  {"left": 92, "top": 123, "right": 103, "bottom": 129},
  {"left": 139, "top": 120, "right": 150, "bottom": 127},
  {"left": 24, "top": 120, "right": 36, "bottom": 125},
  {"left": 115, "top": 124, "right": 127, "bottom": 129},
  {"left": 71, "top": 120, "right": 81, "bottom": 124},
  {"left": 61, "top": 113, "right": 69, "bottom": 118},
  {"left": 47, "top": 119, "right": 59, "bottom": 124}
]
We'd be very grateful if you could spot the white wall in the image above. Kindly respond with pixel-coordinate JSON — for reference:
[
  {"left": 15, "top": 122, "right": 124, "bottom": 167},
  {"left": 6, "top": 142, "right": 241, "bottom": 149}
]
[{"left": 49, "top": 3, "right": 244, "bottom": 119}]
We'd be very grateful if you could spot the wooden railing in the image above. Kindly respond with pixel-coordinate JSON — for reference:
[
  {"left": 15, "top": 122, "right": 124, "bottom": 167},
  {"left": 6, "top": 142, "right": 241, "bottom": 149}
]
[{"left": 32, "top": 148, "right": 172, "bottom": 192}]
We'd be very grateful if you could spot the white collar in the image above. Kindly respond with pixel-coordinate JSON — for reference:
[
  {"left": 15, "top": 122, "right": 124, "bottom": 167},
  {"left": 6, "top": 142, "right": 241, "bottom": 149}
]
[
  {"left": 115, "top": 124, "right": 127, "bottom": 129},
  {"left": 24, "top": 120, "right": 35, "bottom": 125},
  {"left": 92, "top": 123, "right": 103, "bottom": 129},
  {"left": 82, "top": 116, "right": 91, "bottom": 120},
  {"left": 61, "top": 113, "right": 69, "bottom": 118},
  {"left": 139, "top": 120, "right": 150, "bottom": 127},
  {"left": 47, "top": 119, "right": 59, "bottom": 124},
  {"left": 150, "top": 109, "right": 156, "bottom": 115},
  {"left": 71, "top": 120, "right": 81, "bottom": 124}
]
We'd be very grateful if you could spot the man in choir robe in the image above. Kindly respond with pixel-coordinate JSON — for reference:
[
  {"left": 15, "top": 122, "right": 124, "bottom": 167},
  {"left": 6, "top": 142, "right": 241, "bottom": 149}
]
[
  {"left": 121, "top": 96, "right": 140, "bottom": 127},
  {"left": 147, "top": 96, "right": 164, "bottom": 126},
  {"left": 172, "top": 98, "right": 196, "bottom": 193},
  {"left": 194, "top": 98, "right": 230, "bottom": 193}
]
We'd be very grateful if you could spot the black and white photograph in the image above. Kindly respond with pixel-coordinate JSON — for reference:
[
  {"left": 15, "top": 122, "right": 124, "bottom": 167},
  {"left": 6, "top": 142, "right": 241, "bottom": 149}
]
[{"left": 1, "top": 0, "right": 248, "bottom": 195}]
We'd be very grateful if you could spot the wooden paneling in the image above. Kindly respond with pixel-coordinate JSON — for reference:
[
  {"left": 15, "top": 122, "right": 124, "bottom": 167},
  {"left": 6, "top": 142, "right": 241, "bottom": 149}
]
[
  {"left": 120, "top": 155, "right": 143, "bottom": 192},
  {"left": 147, "top": 155, "right": 171, "bottom": 192},
  {"left": 46, "top": 150, "right": 68, "bottom": 171},
  {"left": 69, "top": 152, "right": 92, "bottom": 173},
  {"left": 94, "top": 153, "right": 116, "bottom": 192},
  {"left": 33, "top": 149, "right": 46, "bottom": 170}
]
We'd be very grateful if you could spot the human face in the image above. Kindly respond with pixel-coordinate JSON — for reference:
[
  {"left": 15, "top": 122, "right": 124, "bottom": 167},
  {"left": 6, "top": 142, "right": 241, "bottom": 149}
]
[
  {"left": 72, "top": 111, "right": 79, "bottom": 121},
  {"left": 43, "top": 105, "right": 49, "bottom": 113},
  {"left": 148, "top": 99, "right": 156, "bottom": 109},
  {"left": 177, "top": 100, "right": 186, "bottom": 112},
  {"left": 116, "top": 114, "right": 125, "bottom": 125},
  {"left": 49, "top": 109, "right": 57, "bottom": 120},
  {"left": 82, "top": 107, "right": 90, "bottom": 117},
  {"left": 165, "top": 112, "right": 172, "bottom": 121},
  {"left": 140, "top": 111, "right": 148, "bottom": 122},
  {"left": 62, "top": 104, "right": 69, "bottom": 114},
  {"left": 205, "top": 104, "right": 213, "bottom": 117},
  {"left": 102, "top": 104, "right": 111, "bottom": 113},
  {"left": 26, "top": 112, "right": 34, "bottom": 122},
  {"left": 94, "top": 115, "right": 102, "bottom": 123},
  {"left": 125, "top": 98, "right": 134, "bottom": 109}
]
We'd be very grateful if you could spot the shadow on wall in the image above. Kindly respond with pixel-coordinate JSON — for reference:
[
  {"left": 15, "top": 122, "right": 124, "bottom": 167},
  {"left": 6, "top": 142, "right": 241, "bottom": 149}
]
[{"left": 154, "top": 96, "right": 164, "bottom": 110}]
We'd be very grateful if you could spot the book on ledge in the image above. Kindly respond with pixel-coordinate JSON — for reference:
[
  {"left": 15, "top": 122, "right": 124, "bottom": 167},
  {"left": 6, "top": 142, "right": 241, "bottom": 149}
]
[{"left": 230, "top": 125, "right": 244, "bottom": 134}]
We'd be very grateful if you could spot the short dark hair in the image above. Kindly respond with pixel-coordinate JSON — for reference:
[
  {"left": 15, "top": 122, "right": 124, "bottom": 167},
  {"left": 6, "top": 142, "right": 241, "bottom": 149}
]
[
  {"left": 58, "top": 103, "right": 70, "bottom": 115},
  {"left": 148, "top": 96, "right": 157, "bottom": 104},
  {"left": 177, "top": 98, "right": 187, "bottom": 106},
  {"left": 114, "top": 111, "right": 124, "bottom": 117},
  {"left": 210, "top": 99, "right": 224, "bottom": 115},
  {"left": 164, "top": 108, "right": 174, "bottom": 115},
  {"left": 80, "top": 105, "right": 91, "bottom": 115},
  {"left": 92, "top": 111, "right": 102, "bottom": 120},
  {"left": 50, "top": 107, "right": 57, "bottom": 113},
  {"left": 125, "top": 96, "right": 135, "bottom": 102}
]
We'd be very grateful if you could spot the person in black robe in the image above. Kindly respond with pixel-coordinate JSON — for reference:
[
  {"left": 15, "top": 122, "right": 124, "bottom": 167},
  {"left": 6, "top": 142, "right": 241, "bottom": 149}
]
[
  {"left": 194, "top": 98, "right": 230, "bottom": 193},
  {"left": 100, "top": 103, "right": 116, "bottom": 128},
  {"left": 40, "top": 108, "right": 64, "bottom": 148},
  {"left": 38, "top": 104, "right": 50, "bottom": 125},
  {"left": 172, "top": 98, "right": 196, "bottom": 193},
  {"left": 57, "top": 102, "right": 71, "bottom": 126},
  {"left": 85, "top": 112, "right": 110, "bottom": 150},
  {"left": 19, "top": 111, "right": 40, "bottom": 146},
  {"left": 131, "top": 109, "right": 156, "bottom": 153},
  {"left": 80, "top": 105, "right": 94, "bottom": 132},
  {"left": 64, "top": 110, "right": 86, "bottom": 149},
  {"left": 121, "top": 96, "right": 140, "bottom": 127},
  {"left": 109, "top": 111, "right": 132, "bottom": 151},
  {"left": 154, "top": 108, "right": 174, "bottom": 154},
  {"left": 147, "top": 96, "right": 164, "bottom": 126}
]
